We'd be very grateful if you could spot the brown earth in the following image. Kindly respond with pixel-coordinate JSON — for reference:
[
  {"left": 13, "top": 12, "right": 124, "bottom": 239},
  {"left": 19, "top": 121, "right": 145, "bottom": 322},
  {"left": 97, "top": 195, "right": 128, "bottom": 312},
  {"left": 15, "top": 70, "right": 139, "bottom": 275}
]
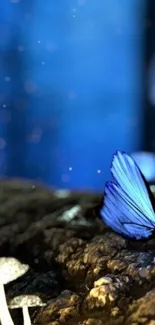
[{"left": 0, "top": 179, "right": 155, "bottom": 325}]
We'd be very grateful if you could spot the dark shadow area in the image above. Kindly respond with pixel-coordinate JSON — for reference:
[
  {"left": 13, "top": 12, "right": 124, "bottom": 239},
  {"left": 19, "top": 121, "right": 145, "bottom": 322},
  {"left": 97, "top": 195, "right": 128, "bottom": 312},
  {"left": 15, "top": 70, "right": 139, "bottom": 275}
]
[{"left": 144, "top": 0, "right": 155, "bottom": 151}]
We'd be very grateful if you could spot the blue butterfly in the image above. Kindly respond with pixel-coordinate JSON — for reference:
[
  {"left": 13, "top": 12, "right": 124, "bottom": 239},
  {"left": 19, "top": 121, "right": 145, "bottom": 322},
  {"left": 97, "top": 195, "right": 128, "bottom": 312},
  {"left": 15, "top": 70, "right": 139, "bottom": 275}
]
[{"left": 100, "top": 151, "right": 155, "bottom": 240}]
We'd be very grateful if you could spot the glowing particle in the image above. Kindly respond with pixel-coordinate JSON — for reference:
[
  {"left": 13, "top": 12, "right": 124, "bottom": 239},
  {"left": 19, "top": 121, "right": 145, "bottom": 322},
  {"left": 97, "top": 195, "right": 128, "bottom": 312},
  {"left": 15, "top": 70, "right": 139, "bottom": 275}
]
[
  {"left": 42, "top": 61, "right": 45, "bottom": 65},
  {"left": 69, "top": 167, "right": 72, "bottom": 171},
  {"left": 73, "top": 14, "right": 76, "bottom": 18},
  {"left": 4, "top": 76, "right": 11, "bottom": 82},
  {"left": 38, "top": 40, "right": 41, "bottom": 44},
  {"left": 97, "top": 169, "right": 101, "bottom": 174},
  {"left": 3, "top": 104, "right": 6, "bottom": 108}
]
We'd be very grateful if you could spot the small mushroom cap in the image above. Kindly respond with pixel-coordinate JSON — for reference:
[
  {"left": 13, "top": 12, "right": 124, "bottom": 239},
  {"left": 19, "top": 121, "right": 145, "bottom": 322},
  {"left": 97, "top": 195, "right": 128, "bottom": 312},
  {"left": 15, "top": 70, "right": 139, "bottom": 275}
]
[
  {"left": 8, "top": 295, "right": 46, "bottom": 309},
  {"left": 0, "top": 257, "right": 29, "bottom": 284}
]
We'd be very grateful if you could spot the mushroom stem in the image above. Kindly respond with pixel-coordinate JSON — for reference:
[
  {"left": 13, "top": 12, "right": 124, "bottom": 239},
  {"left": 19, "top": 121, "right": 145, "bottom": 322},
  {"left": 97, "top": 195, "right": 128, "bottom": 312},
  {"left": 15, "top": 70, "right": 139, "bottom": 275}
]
[
  {"left": 22, "top": 306, "right": 31, "bottom": 325},
  {"left": 0, "top": 283, "right": 14, "bottom": 325}
]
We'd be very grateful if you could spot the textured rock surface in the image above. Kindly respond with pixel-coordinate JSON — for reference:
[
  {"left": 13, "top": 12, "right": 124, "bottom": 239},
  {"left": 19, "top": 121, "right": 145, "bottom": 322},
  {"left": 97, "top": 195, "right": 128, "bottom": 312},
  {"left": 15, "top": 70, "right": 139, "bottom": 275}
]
[{"left": 0, "top": 179, "right": 155, "bottom": 325}]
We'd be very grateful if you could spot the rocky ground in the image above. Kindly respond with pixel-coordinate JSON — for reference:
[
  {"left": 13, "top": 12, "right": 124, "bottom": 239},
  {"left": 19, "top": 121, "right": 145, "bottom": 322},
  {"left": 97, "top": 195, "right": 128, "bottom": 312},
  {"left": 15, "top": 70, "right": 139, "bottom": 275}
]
[{"left": 0, "top": 179, "right": 155, "bottom": 325}]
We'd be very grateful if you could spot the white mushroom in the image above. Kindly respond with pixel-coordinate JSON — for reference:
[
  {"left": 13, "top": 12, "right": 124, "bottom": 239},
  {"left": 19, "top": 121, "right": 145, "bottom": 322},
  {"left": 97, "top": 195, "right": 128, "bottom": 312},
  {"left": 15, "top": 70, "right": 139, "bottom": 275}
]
[
  {"left": 0, "top": 257, "right": 29, "bottom": 325},
  {"left": 8, "top": 295, "right": 46, "bottom": 325}
]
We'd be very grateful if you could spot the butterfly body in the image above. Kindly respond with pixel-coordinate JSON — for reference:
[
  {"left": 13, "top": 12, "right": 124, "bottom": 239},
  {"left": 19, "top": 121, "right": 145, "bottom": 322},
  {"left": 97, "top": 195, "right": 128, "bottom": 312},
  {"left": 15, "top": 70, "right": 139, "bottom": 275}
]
[{"left": 100, "top": 151, "right": 155, "bottom": 240}]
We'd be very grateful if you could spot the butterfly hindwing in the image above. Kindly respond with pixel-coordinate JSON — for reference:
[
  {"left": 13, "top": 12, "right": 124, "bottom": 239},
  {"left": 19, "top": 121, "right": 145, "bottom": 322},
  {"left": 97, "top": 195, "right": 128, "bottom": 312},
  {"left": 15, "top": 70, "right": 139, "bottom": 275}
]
[{"left": 100, "top": 151, "right": 155, "bottom": 239}]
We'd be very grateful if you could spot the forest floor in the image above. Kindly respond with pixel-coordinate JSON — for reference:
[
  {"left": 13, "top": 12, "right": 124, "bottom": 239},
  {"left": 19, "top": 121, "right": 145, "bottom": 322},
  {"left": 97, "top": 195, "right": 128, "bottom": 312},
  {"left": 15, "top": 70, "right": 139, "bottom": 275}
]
[{"left": 0, "top": 179, "right": 155, "bottom": 325}]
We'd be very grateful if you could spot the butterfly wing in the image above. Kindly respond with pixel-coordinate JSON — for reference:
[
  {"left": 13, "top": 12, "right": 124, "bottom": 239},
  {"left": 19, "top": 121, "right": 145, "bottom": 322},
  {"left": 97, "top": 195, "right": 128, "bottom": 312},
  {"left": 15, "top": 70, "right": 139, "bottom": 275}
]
[
  {"left": 111, "top": 151, "right": 155, "bottom": 217},
  {"left": 100, "top": 151, "right": 155, "bottom": 239}
]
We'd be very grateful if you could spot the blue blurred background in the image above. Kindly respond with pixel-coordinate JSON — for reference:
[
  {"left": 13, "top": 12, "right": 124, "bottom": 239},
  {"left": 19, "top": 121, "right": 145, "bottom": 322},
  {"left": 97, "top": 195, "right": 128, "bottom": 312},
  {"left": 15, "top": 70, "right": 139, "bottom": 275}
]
[{"left": 0, "top": 0, "right": 154, "bottom": 191}]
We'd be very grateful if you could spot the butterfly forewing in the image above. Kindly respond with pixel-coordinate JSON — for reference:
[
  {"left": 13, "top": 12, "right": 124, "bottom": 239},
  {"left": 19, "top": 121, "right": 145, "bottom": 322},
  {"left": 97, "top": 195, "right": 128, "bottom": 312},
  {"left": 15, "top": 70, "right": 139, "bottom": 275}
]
[
  {"left": 100, "top": 151, "right": 155, "bottom": 239},
  {"left": 111, "top": 152, "right": 155, "bottom": 219}
]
